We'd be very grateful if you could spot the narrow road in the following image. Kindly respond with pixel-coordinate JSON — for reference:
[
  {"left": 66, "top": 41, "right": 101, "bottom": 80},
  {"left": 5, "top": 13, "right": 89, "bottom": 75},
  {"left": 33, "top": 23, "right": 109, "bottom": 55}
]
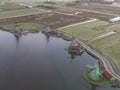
[
  {"left": 34, "top": 7, "right": 120, "bottom": 81},
  {"left": 60, "top": 32, "right": 120, "bottom": 81},
  {"left": 77, "top": 39, "right": 120, "bottom": 80}
]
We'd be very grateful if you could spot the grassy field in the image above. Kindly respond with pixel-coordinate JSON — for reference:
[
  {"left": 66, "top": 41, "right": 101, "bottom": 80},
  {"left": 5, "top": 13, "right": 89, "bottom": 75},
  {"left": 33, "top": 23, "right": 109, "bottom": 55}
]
[
  {"left": 61, "top": 20, "right": 108, "bottom": 41},
  {"left": 2, "top": 22, "right": 44, "bottom": 30},
  {"left": 0, "top": 8, "right": 46, "bottom": 19},
  {"left": 89, "top": 34, "right": 120, "bottom": 49},
  {"left": 102, "top": 42, "right": 120, "bottom": 68},
  {"left": 105, "top": 23, "right": 120, "bottom": 33}
]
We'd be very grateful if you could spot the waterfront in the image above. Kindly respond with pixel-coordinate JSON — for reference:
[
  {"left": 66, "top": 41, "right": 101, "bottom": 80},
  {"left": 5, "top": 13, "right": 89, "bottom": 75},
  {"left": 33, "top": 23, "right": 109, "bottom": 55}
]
[{"left": 0, "top": 30, "right": 119, "bottom": 90}]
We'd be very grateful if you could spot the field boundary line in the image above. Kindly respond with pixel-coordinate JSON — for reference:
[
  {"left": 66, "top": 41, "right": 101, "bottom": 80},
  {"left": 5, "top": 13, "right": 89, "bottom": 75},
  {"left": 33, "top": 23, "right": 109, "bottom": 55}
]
[{"left": 59, "top": 18, "right": 98, "bottom": 29}]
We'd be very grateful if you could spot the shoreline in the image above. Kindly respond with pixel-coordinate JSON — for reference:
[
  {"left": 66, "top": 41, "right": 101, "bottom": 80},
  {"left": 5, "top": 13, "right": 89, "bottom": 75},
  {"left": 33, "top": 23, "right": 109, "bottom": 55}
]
[
  {"left": 59, "top": 31, "right": 120, "bottom": 81},
  {"left": 1, "top": 23, "right": 120, "bottom": 81},
  {"left": 1, "top": 27, "right": 120, "bottom": 87},
  {"left": 83, "top": 70, "right": 109, "bottom": 86}
]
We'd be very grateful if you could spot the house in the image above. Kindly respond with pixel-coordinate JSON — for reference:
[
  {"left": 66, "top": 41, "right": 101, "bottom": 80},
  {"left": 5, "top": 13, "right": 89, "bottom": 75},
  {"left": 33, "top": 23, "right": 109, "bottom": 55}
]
[{"left": 102, "top": 70, "right": 113, "bottom": 80}]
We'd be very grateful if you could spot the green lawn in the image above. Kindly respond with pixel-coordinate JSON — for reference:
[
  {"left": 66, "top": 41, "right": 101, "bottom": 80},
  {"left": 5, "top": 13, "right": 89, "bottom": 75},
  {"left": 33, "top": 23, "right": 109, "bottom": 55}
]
[
  {"left": 102, "top": 42, "right": 120, "bottom": 69},
  {"left": 3, "top": 22, "right": 44, "bottom": 30},
  {"left": 61, "top": 20, "right": 108, "bottom": 41},
  {"left": 0, "top": 8, "right": 46, "bottom": 19},
  {"left": 89, "top": 34, "right": 120, "bottom": 49}
]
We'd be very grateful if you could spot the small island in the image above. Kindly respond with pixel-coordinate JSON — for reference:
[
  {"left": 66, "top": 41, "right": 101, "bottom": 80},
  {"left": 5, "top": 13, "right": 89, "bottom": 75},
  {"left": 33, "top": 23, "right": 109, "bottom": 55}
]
[
  {"left": 83, "top": 61, "right": 116, "bottom": 85},
  {"left": 83, "top": 70, "right": 109, "bottom": 85}
]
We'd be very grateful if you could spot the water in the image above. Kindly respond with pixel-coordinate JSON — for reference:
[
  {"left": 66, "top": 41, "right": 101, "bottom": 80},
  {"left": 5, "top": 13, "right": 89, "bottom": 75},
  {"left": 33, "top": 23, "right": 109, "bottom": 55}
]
[{"left": 0, "top": 30, "right": 119, "bottom": 90}]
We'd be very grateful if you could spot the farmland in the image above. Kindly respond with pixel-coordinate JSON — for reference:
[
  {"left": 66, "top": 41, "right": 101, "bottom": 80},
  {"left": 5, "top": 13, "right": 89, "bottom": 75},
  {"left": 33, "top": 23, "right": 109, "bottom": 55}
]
[
  {"left": 0, "top": 12, "right": 90, "bottom": 29},
  {"left": 77, "top": 11, "right": 114, "bottom": 21},
  {"left": 0, "top": 8, "right": 47, "bottom": 19},
  {"left": 89, "top": 34, "right": 120, "bottom": 49},
  {"left": 61, "top": 19, "right": 120, "bottom": 70},
  {"left": 71, "top": 4, "right": 120, "bottom": 15},
  {"left": 36, "top": 4, "right": 79, "bottom": 13},
  {"left": 61, "top": 20, "right": 108, "bottom": 41},
  {"left": 37, "top": 4, "right": 115, "bottom": 21},
  {"left": 105, "top": 23, "right": 120, "bottom": 33},
  {"left": 102, "top": 42, "right": 120, "bottom": 68}
]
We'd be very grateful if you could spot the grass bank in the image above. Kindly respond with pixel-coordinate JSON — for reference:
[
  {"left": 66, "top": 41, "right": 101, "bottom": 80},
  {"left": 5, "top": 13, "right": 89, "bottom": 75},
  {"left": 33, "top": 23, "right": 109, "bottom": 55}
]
[{"left": 83, "top": 71, "right": 109, "bottom": 85}]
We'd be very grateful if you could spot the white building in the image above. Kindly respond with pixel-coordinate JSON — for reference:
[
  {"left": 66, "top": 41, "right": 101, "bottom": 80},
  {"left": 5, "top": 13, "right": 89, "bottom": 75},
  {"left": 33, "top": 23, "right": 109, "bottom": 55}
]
[{"left": 110, "top": 16, "right": 120, "bottom": 22}]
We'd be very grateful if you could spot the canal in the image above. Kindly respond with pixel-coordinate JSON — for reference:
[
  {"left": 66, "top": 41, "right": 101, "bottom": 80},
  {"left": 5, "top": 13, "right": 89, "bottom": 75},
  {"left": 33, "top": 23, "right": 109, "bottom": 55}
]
[{"left": 0, "top": 30, "right": 119, "bottom": 90}]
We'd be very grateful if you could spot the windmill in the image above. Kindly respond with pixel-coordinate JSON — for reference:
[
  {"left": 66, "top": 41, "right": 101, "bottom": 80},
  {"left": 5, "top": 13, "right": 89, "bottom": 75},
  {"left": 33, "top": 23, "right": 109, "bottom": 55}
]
[{"left": 87, "top": 61, "right": 102, "bottom": 80}]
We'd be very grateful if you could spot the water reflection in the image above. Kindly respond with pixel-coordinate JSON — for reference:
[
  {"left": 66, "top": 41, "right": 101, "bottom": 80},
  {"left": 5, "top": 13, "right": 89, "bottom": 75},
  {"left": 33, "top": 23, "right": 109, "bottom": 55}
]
[
  {"left": 91, "top": 85, "right": 97, "bottom": 90},
  {"left": 45, "top": 34, "right": 50, "bottom": 45},
  {"left": 67, "top": 49, "right": 84, "bottom": 64}
]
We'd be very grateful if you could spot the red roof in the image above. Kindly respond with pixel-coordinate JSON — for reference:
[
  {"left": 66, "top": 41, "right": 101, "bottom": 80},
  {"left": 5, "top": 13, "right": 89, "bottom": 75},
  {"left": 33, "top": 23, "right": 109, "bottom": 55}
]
[
  {"left": 73, "top": 45, "right": 80, "bottom": 50},
  {"left": 50, "top": 30, "right": 58, "bottom": 34},
  {"left": 103, "top": 70, "right": 113, "bottom": 79}
]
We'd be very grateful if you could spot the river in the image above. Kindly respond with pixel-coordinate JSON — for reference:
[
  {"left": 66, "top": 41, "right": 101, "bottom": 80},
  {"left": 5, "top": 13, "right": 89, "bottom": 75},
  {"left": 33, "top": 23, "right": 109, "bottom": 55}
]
[{"left": 0, "top": 30, "right": 119, "bottom": 90}]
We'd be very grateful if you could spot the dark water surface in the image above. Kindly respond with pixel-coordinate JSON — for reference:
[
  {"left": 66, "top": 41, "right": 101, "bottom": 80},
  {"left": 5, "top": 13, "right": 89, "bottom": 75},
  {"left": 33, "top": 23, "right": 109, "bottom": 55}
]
[{"left": 0, "top": 30, "right": 119, "bottom": 90}]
